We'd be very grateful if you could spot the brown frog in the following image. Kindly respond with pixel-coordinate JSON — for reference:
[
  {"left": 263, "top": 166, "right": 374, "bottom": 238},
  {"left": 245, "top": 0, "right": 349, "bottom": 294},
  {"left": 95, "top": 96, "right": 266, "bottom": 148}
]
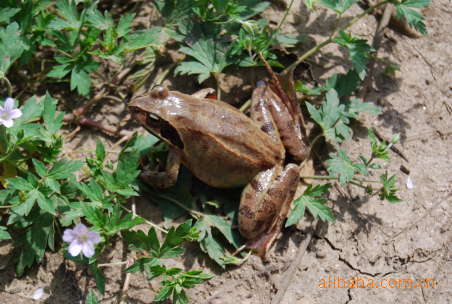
[{"left": 129, "top": 81, "right": 308, "bottom": 257}]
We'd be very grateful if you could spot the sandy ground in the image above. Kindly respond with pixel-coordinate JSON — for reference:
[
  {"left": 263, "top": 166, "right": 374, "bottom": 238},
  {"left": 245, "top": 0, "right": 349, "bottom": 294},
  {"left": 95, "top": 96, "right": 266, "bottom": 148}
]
[{"left": 0, "top": 1, "right": 451, "bottom": 303}]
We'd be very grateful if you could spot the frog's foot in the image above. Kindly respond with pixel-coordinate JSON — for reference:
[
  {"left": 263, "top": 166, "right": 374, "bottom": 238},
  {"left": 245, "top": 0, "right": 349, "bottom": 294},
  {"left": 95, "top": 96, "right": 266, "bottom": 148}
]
[
  {"left": 239, "top": 164, "right": 300, "bottom": 258},
  {"left": 140, "top": 149, "right": 181, "bottom": 188},
  {"left": 244, "top": 224, "right": 282, "bottom": 259},
  {"left": 192, "top": 88, "right": 216, "bottom": 99}
]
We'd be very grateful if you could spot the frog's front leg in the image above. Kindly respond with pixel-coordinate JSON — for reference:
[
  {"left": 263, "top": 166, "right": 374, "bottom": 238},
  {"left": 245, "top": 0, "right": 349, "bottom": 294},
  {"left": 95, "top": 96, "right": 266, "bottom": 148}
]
[{"left": 140, "top": 148, "right": 181, "bottom": 188}]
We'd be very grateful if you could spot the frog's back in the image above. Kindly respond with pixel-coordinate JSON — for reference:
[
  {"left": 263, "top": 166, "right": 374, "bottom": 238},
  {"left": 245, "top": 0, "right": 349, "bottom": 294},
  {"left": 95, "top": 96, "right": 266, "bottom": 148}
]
[{"left": 169, "top": 91, "right": 283, "bottom": 188}]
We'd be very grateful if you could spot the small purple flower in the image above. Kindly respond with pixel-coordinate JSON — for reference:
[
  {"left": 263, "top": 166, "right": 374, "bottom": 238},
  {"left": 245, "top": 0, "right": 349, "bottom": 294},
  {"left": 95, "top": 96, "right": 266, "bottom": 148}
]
[
  {"left": 63, "top": 224, "right": 101, "bottom": 258},
  {"left": 0, "top": 97, "right": 22, "bottom": 128}
]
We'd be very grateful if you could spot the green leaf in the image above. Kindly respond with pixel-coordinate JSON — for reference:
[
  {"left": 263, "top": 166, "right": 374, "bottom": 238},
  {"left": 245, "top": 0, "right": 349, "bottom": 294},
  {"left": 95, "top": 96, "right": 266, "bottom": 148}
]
[
  {"left": 77, "top": 180, "right": 103, "bottom": 202},
  {"left": 7, "top": 177, "right": 33, "bottom": 191},
  {"left": 326, "top": 150, "right": 356, "bottom": 184},
  {"left": 89, "top": 264, "right": 106, "bottom": 294},
  {"left": 113, "top": 147, "right": 140, "bottom": 187},
  {"left": 125, "top": 257, "right": 158, "bottom": 273},
  {"left": 379, "top": 172, "right": 401, "bottom": 203},
  {"left": 173, "top": 289, "right": 189, "bottom": 304},
  {"left": 203, "top": 214, "right": 241, "bottom": 248},
  {"left": 368, "top": 128, "right": 392, "bottom": 161},
  {"left": 86, "top": 290, "right": 99, "bottom": 304},
  {"left": 70, "top": 67, "right": 91, "bottom": 96},
  {"left": 48, "top": 159, "right": 83, "bottom": 179},
  {"left": 80, "top": 204, "right": 105, "bottom": 227},
  {"left": 175, "top": 32, "right": 231, "bottom": 83},
  {"left": 395, "top": 0, "right": 430, "bottom": 35},
  {"left": 154, "top": 286, "right": 173, "bottom": 302},
  {"left": 161, "top": 220, "right": 194, "bottom": 252},
  {"left": 32, "top": 159, "right": 47, "bottom": 178},
  {"left": 117, "top": 13, "right": 135, "bottom": 37},
  {"left": 348, "top": 98, "right": 381, "bottom": 116},
  {"left": 43, "top": 93, "right": 64, "bottom": 134},
  {"left": 11, "top": 96, "right": 42, "bottom": 126},
  {"left": 49, "top": 0, "right": 81, "bottom": 30},
  {"left": 334, "top": 31, "right": 372, "bottom": 79},
  {"left": 11, "top": 189, "right": 39, "bottom": 216},
  {"left": 325, "top": 70, "right": 361, "bottom": 97},
  {"left": 86, "top": 8, "right": 113, "bottom": 30},
  {"left": 45, "top": 178, "right": 61, "bottom": 194},
  {"left": 319, "top": 0, "right": 358, "bottom": 13},
  {"left": 286, "top": 184, "right": 333, "bottom": 226},
  {"left": 0, "top": 226, "right": 11, "bottom": 241},
  {"left": 124, "top": 229, "right": 161, "bottom": 253},
  {"left": 95, "top": 140, "right": 106, "bottom": 162},
  {"left": 199, "top": 229, "right": 226, "bottom": 268},
  {"left": 36, "top": 190, "right": 56, "bottom": 214},
  {"left": 294, "top": 81, "right": 323, "bottom": 95},
  {"left": 106, "top": 212, "right": 144, "bottom": 234},
  {"left": 304, "top": 0, "right": 318, "bottom": 10},
  {"left": 306, "top": 89, "right": 351, "bottom": 143},
  {"left": 0, "top": 7, "right": 21, "bottom": 23},
  {"left": 307, "top": 88, "right": 378, "bottom": 143},
  {"left": 16, "top": 212, "right": 53, "bottom": 276},
  {"left": 0, "top": 22, "right": 29, "bottom": 77},
  {"left": 275, "top": 33, "right": 305, "bottom": 47},
  {"left": 123, "top": 27, "right": 169, "bottom": 51},
  {"left": 47, "top": 63, "right": 71, "bottom": 78}
]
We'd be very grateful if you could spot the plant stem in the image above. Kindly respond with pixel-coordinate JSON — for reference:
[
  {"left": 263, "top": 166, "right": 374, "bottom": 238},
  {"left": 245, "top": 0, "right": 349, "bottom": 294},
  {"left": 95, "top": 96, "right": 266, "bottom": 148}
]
[
  {"left": 213, "top": 72, "right": 221, "bottom": 100},
  {"left": 239, "top": 99, "right": 251, "bottom": 112},
  {"left": 301, "top": 175, "right": 379, "bottom": 184},
  {"left": 350, "top": 180, "right": 373, "bottom": 191},
  {"left": 300, "top": 175, "right": 338, "bottom": 180},
  {"left": 120, "top": 205, "right": 168, "bottom": 233},
  {"left": 156, "top": 194, "right": 203, "bottom": 219},
  {"left": 284, "top": 0, "right": 391, "bottom": 73},
  {"left": 1, "top": 77, "right": 13, "bottom": 96},
  {"left": 276, "top": 0, "right": 296, "bottom": 34},
  {"left": 98, "top": 261, "right": 129, "bottom": 267}
]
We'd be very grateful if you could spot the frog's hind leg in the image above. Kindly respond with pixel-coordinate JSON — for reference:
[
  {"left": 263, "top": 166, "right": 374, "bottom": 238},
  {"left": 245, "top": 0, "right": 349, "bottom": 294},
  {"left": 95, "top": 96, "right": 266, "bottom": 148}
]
[
  {"left": 250, "top": 84, "right": 284, "bottom": 149},
  {"left": 252, "top": 83, "right": 308, "bottom": 161},
  {"left": 239, "top": 164, "right": 300, "bottom": 258}
]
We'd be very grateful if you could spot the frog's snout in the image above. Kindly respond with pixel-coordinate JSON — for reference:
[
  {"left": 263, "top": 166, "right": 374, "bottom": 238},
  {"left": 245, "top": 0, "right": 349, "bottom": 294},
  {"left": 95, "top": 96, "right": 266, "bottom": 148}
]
[{"left": 150, "top": 86, "right": 169, "bottom": 99}]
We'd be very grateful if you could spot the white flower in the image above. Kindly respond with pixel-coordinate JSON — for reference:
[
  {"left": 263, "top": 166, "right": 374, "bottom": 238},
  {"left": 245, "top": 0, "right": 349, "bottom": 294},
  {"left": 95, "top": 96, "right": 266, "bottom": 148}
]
[
  {"left": 31, "top": 287, "right": 45, "bottom": 300},
  {"left": 63, "top": 224, "right": 101, "bottom": 258},
  {"left": 0, "top": 97, "right": 22, "bottom": 128}
]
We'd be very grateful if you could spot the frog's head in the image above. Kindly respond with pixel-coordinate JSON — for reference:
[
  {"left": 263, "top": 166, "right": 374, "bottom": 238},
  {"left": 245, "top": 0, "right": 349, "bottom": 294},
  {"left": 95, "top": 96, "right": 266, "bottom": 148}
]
[{"left": 128, "top": 86, "right": 184, "bottom": 149}]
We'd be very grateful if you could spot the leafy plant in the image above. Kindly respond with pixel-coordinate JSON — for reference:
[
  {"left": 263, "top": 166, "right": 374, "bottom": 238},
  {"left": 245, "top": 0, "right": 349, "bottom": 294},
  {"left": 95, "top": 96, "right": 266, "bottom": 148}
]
[
  {"left": 124, "top": 220, "right": 213, "bottom": 304},
  {"left": 0, "top": 0, "right": 432, "bottom": 302}
]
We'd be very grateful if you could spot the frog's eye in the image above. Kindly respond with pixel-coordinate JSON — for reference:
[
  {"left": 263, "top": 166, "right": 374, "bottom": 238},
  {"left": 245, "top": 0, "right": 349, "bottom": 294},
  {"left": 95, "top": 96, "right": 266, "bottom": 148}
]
[{"left": 150, "top": 86, "right": 169, "bottom": 99}]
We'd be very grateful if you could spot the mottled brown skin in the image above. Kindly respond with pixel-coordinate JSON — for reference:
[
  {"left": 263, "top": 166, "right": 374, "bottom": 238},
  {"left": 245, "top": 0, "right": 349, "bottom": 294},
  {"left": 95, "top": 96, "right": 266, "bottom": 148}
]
[{"left": 129, "top": 82, "right": 306, "bottom": 257}]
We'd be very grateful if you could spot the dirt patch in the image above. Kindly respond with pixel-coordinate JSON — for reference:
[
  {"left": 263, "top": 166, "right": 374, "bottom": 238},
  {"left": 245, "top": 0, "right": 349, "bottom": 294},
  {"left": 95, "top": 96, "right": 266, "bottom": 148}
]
[{"left": 1, "top": 1, "right": 451, "bottom": 304}]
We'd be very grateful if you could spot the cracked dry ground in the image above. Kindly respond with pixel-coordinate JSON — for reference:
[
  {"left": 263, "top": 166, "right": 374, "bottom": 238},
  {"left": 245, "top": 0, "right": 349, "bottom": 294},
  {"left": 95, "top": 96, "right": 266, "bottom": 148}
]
[{"left": 0, "top": 1, "right": 451, "bottom": 304}]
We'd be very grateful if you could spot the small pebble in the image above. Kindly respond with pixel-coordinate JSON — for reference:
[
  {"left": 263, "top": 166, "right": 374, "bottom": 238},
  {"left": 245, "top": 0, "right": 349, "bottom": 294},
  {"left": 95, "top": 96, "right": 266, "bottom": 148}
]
[
  {"left": 32, "top": 287, "right": 44, "bottom": 300},
  {"left": 406, "top": 176, "right": 414, "bottom": 189}
]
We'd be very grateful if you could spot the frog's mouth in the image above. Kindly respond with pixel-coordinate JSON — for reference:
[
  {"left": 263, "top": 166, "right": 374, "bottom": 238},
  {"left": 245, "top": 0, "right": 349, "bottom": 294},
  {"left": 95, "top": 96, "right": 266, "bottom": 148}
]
[{"left": 132, "top": 109, "right": 184, "bottom": 149}]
